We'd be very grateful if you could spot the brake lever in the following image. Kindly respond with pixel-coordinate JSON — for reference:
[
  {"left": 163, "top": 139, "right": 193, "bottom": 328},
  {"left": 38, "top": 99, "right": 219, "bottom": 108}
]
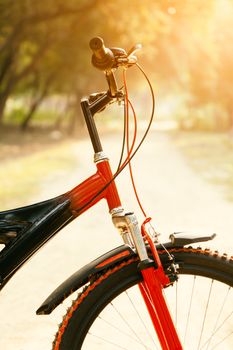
[
  {"left": 116, "top": 43, "right": 142, "bottom": 66},
  {"left": 110, "top": 44, "right": 142, "bottom": 67},
  {"left": 127, "top": 43, "right": 142, "bottom": 58}
]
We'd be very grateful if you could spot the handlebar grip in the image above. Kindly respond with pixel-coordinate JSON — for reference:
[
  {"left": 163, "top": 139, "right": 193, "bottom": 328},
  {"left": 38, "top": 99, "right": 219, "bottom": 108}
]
[
  {"left": 89, "top": 37, "right": 114, "bottom": 71},
  {"left": 90, "top": 37, "right": 106, "bottom": 60}
]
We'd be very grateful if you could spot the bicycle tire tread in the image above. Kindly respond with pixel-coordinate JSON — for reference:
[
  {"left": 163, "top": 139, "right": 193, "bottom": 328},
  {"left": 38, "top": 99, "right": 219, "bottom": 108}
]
[
  {"left": 53, "top": 257, "right": 138, "bottom": 350},
  {"left": 53, "top": 247, "right": 233, "bottom": 350}
]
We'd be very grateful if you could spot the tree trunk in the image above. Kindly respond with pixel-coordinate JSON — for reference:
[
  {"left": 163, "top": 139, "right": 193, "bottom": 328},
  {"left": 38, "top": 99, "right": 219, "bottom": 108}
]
[
  {"left": 223, "top": 102, "right": 233, "bottom": 134},
  {"left": 0, "top": 74, "right": 18, "bottom": 125},
  {"left": 21, "top": 72, "right": 55, "bottom": 130},
  {"left": 228, "top": 105, "right": 233, "bottom": 131},
  {"left": 67, "top": 92, "right": 85, "bottom": 135},
  {"left": 20, "top": 97, "right": 41, "bottom": 130},
  {"left": 0, "top": 90, "right": 10, "bottom": 124}
]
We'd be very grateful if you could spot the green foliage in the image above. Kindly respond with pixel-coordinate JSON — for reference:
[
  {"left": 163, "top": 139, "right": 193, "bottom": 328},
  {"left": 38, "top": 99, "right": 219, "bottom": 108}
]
[
  {"left": 4, "top": 107, "right": 26, "bottom": 125},
  {"left": 177, "top": 105, "right": 230, "bottom": 132},
  {"left": 0, "top": 141, "right": 75, "bottom": 209},
  {"left": 5, "top": 106, "right": 60, "bottom": 126}
]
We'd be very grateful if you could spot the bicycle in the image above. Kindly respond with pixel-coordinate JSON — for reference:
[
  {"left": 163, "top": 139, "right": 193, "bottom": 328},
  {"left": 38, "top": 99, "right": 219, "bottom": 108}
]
[{"left": 0, "top": 37, "right": 233, "bottom": 350}]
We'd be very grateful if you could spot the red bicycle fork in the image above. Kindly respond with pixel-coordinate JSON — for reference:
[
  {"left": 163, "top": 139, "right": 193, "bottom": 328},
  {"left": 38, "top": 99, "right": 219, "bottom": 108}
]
[
  {"left": 139, "top": 268, "right": 182, "bottom": 350},
  {"left": 139, "top": 221, "right": 183, "bottom": 350}
]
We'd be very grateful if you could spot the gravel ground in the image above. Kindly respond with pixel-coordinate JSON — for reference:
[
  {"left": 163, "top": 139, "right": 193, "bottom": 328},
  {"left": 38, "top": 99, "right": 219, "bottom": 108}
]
[{"left": 0, "top": 129, "right": 233, "bottom": 349}]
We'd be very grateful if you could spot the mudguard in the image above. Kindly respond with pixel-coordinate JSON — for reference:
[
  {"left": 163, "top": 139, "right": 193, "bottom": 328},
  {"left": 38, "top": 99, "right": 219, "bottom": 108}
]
[
  {"left": 36, "top": 244, "right": 136, "bottom": 315},
  {"left": 36, "top": 231, "right": 216, "bottom": 315}
]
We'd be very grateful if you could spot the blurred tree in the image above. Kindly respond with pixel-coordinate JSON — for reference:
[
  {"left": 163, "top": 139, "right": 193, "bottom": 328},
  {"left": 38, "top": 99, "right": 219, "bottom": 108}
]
[
  {"left": 214, "top": 2, "right": 233, "bottom": 130},
  {"left": 164, "top": 0, "right": 233, "bottom": 131},
  {"left": 0, "top": 0, "right": 99, "bottom": 126},
  {"left": 0, "top": 0, "right": 231, "bottom": 132},
  {"left": 0, "top": 0, "right": 170, "bottom": 129}
]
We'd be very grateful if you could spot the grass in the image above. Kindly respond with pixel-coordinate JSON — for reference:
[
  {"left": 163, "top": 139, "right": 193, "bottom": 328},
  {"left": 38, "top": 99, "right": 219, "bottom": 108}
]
[
  {"left": 0, "top": 139, "right": 76, "bottom": 210},
  {"left": 173, "top": 131, "right": 233, "bottom": 202}
]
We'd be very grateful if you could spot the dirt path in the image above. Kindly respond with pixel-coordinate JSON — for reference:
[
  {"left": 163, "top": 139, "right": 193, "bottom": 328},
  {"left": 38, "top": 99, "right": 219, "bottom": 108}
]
[{"left": 0, "top": 130, "right": 233, "bottom": 349}]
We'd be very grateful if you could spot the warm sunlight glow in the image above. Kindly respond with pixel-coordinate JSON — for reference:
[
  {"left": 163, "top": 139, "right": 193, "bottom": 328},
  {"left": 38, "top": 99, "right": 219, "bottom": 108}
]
[{"left": 167, "top": 7, "right": 176, "bottom": 15}]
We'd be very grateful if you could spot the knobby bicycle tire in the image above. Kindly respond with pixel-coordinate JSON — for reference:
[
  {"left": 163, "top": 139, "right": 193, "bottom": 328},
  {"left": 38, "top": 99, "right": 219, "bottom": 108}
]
[{"left": 53, "top": 247, "right": 233, "bottom": 350}]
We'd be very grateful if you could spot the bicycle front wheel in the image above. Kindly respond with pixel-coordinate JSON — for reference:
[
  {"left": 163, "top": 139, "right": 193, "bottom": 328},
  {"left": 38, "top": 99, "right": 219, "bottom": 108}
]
[{"left": 53, "top": 247, "right": 233, "bottom": 350}]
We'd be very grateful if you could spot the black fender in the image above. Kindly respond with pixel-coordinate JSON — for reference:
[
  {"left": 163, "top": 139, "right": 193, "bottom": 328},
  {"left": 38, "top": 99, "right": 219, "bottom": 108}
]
[
  {"left": 36, "top": 231, "right": 216, "bottom": 315},
  {"left": 36, "top": 244, "right": 136, "bottom": 315}
]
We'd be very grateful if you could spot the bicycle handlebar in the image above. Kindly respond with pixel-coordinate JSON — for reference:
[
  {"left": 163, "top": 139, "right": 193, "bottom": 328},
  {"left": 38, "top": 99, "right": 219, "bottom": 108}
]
[
  {"left": 90, "top": 36, "right": 141, "bottom": 73},
  {"left": 89, "top": 37, "right": 141, "bottom": 97}
]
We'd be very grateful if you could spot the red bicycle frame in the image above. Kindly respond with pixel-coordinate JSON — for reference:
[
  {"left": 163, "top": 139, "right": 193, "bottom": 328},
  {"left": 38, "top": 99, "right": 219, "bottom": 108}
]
[{"left": 67, "top": 159, "right": 122, "bottom": 216}]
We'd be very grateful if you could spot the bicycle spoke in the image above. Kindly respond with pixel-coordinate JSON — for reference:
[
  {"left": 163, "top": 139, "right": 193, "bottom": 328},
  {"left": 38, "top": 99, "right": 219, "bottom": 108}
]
[
  {"left": 88, "top": 332, "right": 129, "bottom": 349},
  {"left": 211, "top": 330, "right": 233, "bottom": 349},
  {"left": 202, "top": 286, "right": 231, "bottom": 350},
  {"left": 125, "top": 290, "right": 159, "bottom": 349},
  {"left": 184, "top": 275, "right": 196, "bottom": 346},
  {"left": 175, "top": 280, "right": 178, "bottom": 326},
  {"left": 197, "top": 279, "right": 214, "bottom": 349},
  {"left": 201, "top": 308, "right": 233, "bottom": 349},
  {"left": 97, "top": 315, "right": 148, "bottom": 346},
  {"left": 110, "top": 301, "right": 150, "bottom": 349}
]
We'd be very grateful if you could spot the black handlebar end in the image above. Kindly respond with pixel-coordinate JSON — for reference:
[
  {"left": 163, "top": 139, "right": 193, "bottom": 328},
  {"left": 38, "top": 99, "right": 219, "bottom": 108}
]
[
  {"left": 89, "top": 37, "right": 114, "bottom": 71},
  {"left": 89, "top": 37, "right": 104, "bottom": 53}
]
